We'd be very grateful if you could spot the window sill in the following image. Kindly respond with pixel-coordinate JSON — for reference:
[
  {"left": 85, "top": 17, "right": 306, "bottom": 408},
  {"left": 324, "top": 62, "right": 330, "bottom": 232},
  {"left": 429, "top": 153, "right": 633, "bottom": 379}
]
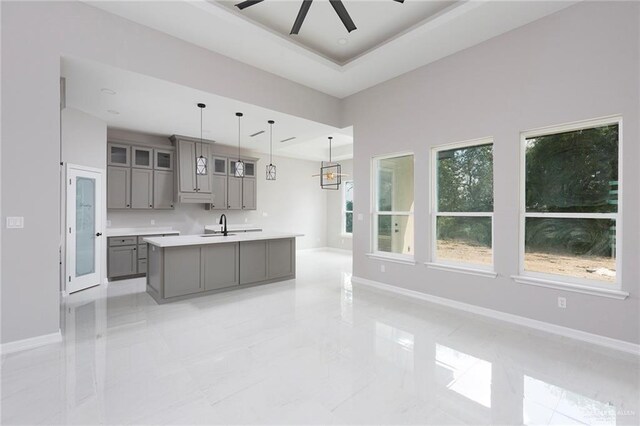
[
  {"left": 366, "top": 253, "right": 416, "bottom": 265},
  {"left": 512, "top": 275, "right": 629, "bottom": 300},
  {"left": 425, "top": 262, "right": 498, "bottom": 278}
]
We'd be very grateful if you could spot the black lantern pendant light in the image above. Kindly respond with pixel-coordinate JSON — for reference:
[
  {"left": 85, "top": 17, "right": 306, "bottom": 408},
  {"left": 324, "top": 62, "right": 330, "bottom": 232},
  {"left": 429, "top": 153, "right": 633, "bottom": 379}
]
[
  {"left": 266, "top": 120, "right": 276, "bottom": 181},
  {"left": 234, "top": 112, "right": 245, "bottom": 177},
  {"left": 196, "top": 103, "right": 207, "bottom": 175},
  {"left": 313, "top": 136, "right": 349, "bottom": 190}
]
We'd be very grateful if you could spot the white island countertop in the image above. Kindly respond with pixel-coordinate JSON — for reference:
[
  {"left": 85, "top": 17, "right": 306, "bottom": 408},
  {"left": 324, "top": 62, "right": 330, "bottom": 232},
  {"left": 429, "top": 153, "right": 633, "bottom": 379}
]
[
  {"left": 204, "top": 224, "right": 262, "bottom": 233},
  {"left": 144, "top": 232, "right": 303, "bottom": 248}
]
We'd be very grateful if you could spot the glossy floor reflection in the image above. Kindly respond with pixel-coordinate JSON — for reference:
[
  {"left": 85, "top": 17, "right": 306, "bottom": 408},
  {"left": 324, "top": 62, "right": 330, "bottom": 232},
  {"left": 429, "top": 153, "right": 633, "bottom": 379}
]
[{"left": 1, "top": 251, "right": 638, "bottom": 425}]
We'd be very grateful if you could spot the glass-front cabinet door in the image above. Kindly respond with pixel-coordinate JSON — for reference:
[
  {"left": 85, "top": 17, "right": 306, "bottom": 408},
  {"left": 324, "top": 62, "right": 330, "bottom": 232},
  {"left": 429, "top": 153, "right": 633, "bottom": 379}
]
[
  {"left": 244, "top": 161, "right": 256, "bottom": 178},
  {"left": 132, "top": 146, "right": 153, "bottom": 169},
  {"left": 108, "top": 143, "right": 130, "bottom": 167},
  {"left": 213, "top": 157, "right": 227, "bottom": 175},
  {"left": 154, "top": 149, "right": 174, "bottom": 171}
]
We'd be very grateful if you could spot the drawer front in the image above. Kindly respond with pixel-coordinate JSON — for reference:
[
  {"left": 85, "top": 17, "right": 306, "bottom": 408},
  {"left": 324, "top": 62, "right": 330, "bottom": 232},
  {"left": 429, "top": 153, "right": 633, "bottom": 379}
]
[
  {"left": 137, "top": 243, "right": 148, "bottom": 259},
  {"left": 109, "top": 237, "right": 137, "bottom": 247},
  {"left": 138, "top": 259, "right": 147, "bottom": 275}
]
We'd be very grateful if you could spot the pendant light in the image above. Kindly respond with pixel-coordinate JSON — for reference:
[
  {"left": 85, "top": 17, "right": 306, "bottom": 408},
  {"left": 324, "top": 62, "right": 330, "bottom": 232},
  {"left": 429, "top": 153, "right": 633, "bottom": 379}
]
[
  {"left": 234, "top": 112, "right": 245, "bottom": 177},
  {"left": 312, "top": 136, "right": 349, "bottom": 190},
  {"left": 195, "top": 103, "right": 207, "bottom": 176},
  {"left": 266, "top": 120, "right": 276, "bottom": 181}
]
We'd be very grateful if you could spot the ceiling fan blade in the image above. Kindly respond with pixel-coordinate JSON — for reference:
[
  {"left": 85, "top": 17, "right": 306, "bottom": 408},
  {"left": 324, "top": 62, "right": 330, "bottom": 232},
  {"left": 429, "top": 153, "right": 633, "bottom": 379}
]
[
  {"left": 329, "top": 0, "right": 357, "bottom": 33},
  {"left": 393, "top": 0, "right": 405, "bottom": 3},
  {"left": 235, "top": 0, "right": 264, "bottom": 10},
  {"left": 290, "top": 0, "right": 313, "bottom": 35}
]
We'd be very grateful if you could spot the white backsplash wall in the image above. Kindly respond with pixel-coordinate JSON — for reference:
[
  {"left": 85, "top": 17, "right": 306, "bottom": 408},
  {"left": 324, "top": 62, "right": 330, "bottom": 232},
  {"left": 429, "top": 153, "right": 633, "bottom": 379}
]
[{"left": 107, "top": 148, "right": 328, "bottom": 250}]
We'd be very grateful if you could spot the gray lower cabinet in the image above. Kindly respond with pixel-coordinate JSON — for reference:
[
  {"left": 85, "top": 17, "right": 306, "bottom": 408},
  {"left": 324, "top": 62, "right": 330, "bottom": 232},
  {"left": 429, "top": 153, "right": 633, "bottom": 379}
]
[
  {"left": 147, "top": 238, "right": 295, "bottom": 303},
  {"left": 107, "top": 166, "right": 130, "bottom": 209},
  {"left": 108, "top": 245, "right": 137, "bottom": 277},
  {"left": 131, "top": 168, "right": 153, "bottom": 209},
  {"left": 153, "top": 170, "right": 174, "bottom": 209},
  {"left": 202, "top": 243, "right": 239, "bottom": 291},
  {"left": 164, "top": 246, "right": 202, "bottom": 298},
  {"left": 239, "top": 240, "right": 268, "bottom": 285},
  {"left": 268, "top": 239, "right": 295, "bottom": 279}
]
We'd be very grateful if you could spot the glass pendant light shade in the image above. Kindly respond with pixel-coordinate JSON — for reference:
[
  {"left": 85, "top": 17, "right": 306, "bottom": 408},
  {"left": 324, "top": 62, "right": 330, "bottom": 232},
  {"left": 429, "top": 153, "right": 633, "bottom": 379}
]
[
  {"left": 266, "top": 163, "right": 276, "bottom": 180},
  {"left": 266, "top": 120, "right": 276, "bottom": 181},
  {"left": 235, "top": 112, "right": 245, "bottom": 178},
  {"left": 196, "top": 103, "right": 208, "bottom": 176}
]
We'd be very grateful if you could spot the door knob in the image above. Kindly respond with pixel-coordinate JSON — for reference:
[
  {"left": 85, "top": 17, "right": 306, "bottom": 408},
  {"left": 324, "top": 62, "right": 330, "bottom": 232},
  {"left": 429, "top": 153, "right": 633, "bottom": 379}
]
[{"left": 96, "top": 232, "right": 102, "bottom": 237}]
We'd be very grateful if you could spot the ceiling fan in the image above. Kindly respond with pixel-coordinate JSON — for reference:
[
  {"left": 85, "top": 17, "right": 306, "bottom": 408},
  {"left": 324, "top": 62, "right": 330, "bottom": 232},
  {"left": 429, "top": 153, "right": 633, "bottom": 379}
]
[{"left": 235, "top": 0, "right": 405, "bottom": 35}]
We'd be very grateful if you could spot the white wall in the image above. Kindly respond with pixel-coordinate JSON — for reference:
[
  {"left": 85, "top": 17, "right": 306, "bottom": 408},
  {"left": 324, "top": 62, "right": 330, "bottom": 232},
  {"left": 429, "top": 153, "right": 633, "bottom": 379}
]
[
  {"left": 105, "top": 130, "right": 328, "bottom": 250},
  {"left": 61, "top": 108, "right": 108, "bottom": 290},
  {"left": 326, "top": 159, "right": 353, "bottom": 251},
  {"left": 1, "top": 0, "right": 339, "bottom": 345},
  {"left": 343, "top": 2, "right": 640, "bottom": 344}
]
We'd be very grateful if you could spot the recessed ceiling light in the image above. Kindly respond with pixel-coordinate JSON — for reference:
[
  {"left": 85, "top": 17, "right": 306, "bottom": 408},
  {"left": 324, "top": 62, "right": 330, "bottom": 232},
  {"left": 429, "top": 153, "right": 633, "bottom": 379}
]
[
  {"left": 337, "top": 38, "right": 348, "bottom": 45},
  {"left": 101, "top": 88, "right": 116, "bottom": 95},
  {"left": 107, "top": 109, "right": 120, "bottom": 115}
]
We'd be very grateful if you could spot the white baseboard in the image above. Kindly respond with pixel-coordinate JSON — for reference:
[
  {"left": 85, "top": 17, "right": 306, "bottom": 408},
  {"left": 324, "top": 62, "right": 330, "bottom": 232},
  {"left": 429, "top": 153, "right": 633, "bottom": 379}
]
[
  {"left": 297, "top": 247, "right": 352, "bottom": 254},
  {"left": 352, "top": 276, "right": 640, "bottom": 356},
  {"left": 0, "top": 330, "right": 62, "bottom": 355},
  {"left": 324, "top": 247, "right": 352, "bottom": 255}
]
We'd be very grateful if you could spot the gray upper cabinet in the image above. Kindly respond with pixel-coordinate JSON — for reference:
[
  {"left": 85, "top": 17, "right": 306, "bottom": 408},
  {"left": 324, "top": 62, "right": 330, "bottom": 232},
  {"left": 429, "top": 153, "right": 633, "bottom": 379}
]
[
  {"left": 107, "top": 141, "right": 174, "bottom": 210},
  {"left": 211, "top": 175, "right": 227, "bottom": 210},
  {"left": 173, "top": 136, "right": 213, "bottom": 203},
  {"left": 107, "top": 166, "right": 130, "bottom": 209},
  {"left": 108, "top": 143, "right": 130, "bottom": 167},
  {"left": 154, "top": 170, "right": 174, "bottom": 209},
  {"left": 242, "top": 178, "right": 256, "bottom": 210},
  {"left": 132, "top": 146, "right": 153, "bottom": 169},
  {"left": 227, "top": 176, "right": 243, "bottom": 209},
  {"left": 131, "top": 168, "right": 153, "bottom": 209},
  {"left": 154, "top": 149, "right": 174, "bottom": 171},
  {"left": 212, "top": 157, "right": 227, "bottom": 175}
]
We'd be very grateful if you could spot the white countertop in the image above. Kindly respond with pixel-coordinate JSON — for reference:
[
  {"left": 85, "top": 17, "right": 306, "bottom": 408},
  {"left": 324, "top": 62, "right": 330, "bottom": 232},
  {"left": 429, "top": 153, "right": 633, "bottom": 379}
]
[
  {"left": 144, "top": 232, "right": 303, "bottom": 248},
  {"left": 106, "top": 227, "right": 180, "bottom": 238},
  {"left": 204, "top": 224, "right": 262, "bottom": 233}
]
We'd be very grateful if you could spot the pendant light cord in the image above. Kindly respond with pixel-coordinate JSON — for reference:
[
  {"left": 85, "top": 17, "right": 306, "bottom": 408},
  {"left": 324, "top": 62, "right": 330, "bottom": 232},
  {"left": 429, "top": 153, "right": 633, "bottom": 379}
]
[
  {"left": 200, "top": 106, "right": 203, "bottom": 157},
  {"left": 269, "top": 121, "right": 273, "bottom": 164},
  {"left": 238, "top": 116, "right": 241, "bottom": 161}
]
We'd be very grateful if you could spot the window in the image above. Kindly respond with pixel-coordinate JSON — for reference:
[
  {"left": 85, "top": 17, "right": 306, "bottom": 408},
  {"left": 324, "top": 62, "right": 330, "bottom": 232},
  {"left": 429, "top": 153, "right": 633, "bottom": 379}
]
[
  {"left": 342, "top": 180, "right": 354, "bottom": 235},
  {"left": 521, "top": 118, "right": 621, "bottom": 288},
  {"left": 372, "top": 154, "right": 414, "bottom": 257},
  {"left": 432, "top": 139, "right": 494, "bottom": 269}
]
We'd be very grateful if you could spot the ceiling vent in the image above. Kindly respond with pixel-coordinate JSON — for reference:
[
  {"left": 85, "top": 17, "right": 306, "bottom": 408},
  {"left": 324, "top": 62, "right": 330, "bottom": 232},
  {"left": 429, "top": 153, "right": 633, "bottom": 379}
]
[
  {"left": 250, "top": 130, "right": 265, "bottom": 137},
  {"left": 280, "top": 137, "right": 296, "bottom": 143}
]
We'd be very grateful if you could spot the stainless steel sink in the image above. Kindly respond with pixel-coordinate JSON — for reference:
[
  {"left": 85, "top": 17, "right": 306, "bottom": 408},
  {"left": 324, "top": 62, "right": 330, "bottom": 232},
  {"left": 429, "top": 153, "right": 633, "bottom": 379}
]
[{"left": 200, "top": 233, "right": 236, "bottom": 237}]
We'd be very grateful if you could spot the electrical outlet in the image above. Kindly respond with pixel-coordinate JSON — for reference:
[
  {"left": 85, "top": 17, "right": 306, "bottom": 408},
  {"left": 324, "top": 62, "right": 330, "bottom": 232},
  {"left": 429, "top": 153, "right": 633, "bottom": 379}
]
[
  {"left": 150, "top": 220, "right": 155, "bottom": 225},
  {"left": 262, "top": 212, "right": 268, "bottom": 217},
  {"left": 106, "top": 220, "right": 111, "bottom": 227},
  {"left": 244, "top": 218, "right": 248, "bottom": 223},
  {"left": 380, "top": 264, "right": 386, "bottom": 273},
  {"left": 357, "top": 213, "right": 364, "bottom": 221},
  {"left": 558, "top": 297, "right": 567, "bottom": 309},
  {"left": 6, "top": 217, "right": 24, "bottom": 229}
]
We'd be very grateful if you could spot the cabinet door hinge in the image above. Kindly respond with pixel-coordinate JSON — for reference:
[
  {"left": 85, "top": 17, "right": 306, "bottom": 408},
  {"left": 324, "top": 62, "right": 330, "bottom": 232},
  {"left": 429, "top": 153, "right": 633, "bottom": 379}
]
[{"left": 68, "top": 276, "right": 71, "bottom": 282}]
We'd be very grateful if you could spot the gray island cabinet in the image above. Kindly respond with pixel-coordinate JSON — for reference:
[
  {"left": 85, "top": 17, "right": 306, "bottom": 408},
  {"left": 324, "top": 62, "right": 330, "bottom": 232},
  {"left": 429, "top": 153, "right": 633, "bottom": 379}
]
[{"left": 144, "top": 233, "right": 300, "bottom": 303}]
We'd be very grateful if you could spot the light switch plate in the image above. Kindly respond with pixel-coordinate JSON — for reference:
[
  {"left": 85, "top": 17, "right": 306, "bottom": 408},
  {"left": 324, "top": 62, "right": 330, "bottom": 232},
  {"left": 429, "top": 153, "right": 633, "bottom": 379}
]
[
  {"left": 150, "top": 220, "right": 155, "bottom": 225},
  {"left": 358, "top": 213, "right": 364, "bottom": 221},
  {"left": 6, "top": 217, "right": 24, "bottom": 229}
]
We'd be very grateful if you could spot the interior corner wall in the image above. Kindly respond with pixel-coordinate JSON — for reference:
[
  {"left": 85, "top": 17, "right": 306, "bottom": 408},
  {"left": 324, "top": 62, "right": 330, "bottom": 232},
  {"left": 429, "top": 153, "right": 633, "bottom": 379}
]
[
  {"left": 326, "top": 159, "right": 353, "bottom": 251},
  {"left": 343, "top": 1, "right": 640, "bottom": 344},
  {"left": 0, "top": 0, "right": 339, "bottom": 345},
  {"left": 61, "top": 107, "right": 108, "bottom": 291}
]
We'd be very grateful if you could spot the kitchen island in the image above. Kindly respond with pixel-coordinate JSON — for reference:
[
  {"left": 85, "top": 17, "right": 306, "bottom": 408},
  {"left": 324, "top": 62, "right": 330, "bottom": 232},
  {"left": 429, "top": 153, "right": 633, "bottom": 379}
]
[{"left": 144, "top": 232, "right": 302, "bottom": 304}]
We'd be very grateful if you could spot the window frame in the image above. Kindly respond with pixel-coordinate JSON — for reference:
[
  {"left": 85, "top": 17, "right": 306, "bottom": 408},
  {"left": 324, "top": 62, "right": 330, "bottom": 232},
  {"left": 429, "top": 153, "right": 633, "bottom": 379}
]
[
  {"left": 342, "top": 180, "right": 354, "bottom": 237},
  {"left": 429, "top": 138, "right": 496, "bottom": 273},
  {"left": 371, "top": 152, "right": 415, "bottom": 261},
  {"left": 517, "top": 116, "right": 623, "bottom": 292}
]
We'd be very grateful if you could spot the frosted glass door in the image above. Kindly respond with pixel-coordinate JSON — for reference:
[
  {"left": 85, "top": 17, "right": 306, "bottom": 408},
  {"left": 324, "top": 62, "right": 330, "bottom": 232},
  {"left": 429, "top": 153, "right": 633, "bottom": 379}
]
[
  {"left": 75, "top": 177, "right": 96, "bottom": 276},
  {"left": 67, "top": 165, "right": 103, "bottom": 293}
]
